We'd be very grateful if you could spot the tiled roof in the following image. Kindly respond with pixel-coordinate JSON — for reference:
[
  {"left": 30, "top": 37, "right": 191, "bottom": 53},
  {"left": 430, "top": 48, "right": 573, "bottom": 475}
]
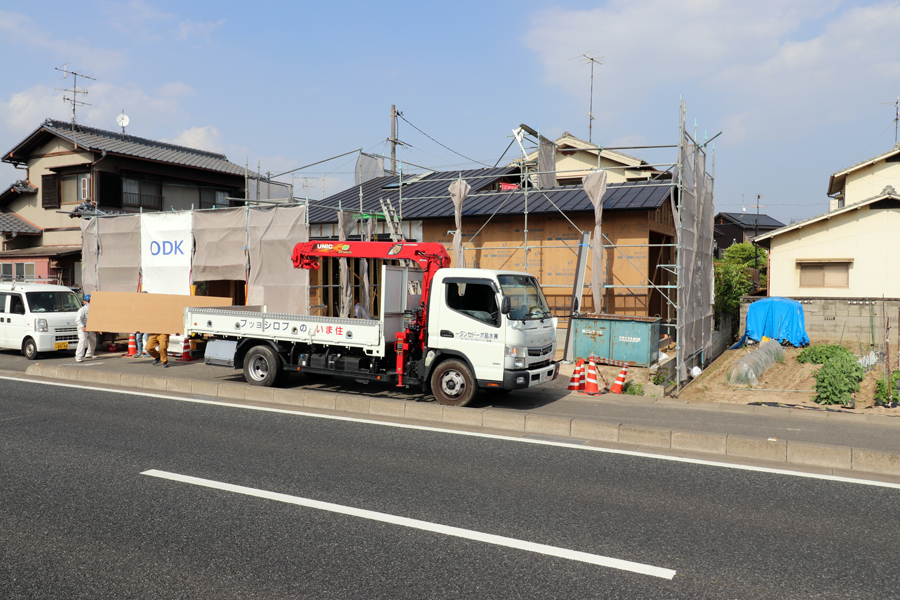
[
  {"left": 308, "top": 168, "right": 672, "bottom": 223},
  {"left": 5, "top": 119, "right": 246, "bottom": 176},
  {"left": 0, "top": 212, "right": 41, "bottom": 235}
]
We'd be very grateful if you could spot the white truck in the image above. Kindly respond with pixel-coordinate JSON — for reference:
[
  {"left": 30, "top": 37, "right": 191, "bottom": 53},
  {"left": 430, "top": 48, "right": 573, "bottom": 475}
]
[
  {"left": 184, "top": 241, "right": 559, "bottom": 407},
  {"left": 0, "top": 282, "right": 82, "bottom": 359}
]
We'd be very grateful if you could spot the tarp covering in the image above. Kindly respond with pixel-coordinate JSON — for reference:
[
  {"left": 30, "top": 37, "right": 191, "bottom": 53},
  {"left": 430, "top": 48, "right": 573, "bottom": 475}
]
[
  {"left": 359, "top": 217, "right": 373, "bottom": 318},
  {"left": 337, "top": 211, "right": 352, "bottom": 318},
  {"left": 141, "top": 212, "right": 193, "bottom": 295},
  {"left": 97, "top": 214, "right": 140, "bottom": 292},
  {"left": 745, "top": 297, "right": 810, "bottom": 347},
  {"left": 582, "top": 170, "right": 608, "bottom": 313},
  {"left": 448, "top": 178, "right": 470, "bottom": 268},
  {"left": 247, "top": 205, "right": 308, "bottom": 314},
  {"left": 192, "top": 207, "right": 247, "bottom": 282},
  {"left": 355, "top": 153, "right": 384, "bottom": 186},
  {"left": 247, "top": 179, "right": 293, "bottom": 201},
  {"left": 80, "top": 218, "right": 100, "bottom": 293},
  {"left": 538, "top": 136, "right": 557, "bottom": 189}
]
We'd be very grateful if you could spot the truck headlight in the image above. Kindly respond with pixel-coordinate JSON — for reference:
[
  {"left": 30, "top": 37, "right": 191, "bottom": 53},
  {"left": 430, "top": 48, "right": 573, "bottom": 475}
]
[
  {"left": 36, "top": 318, "right": 48, "bottom": 332},
  {"left": 514, "top": 357, "right": 525, "bottom": 369},
  {"left": 505, "top": 344, "right": 527, "bottom": 357}
]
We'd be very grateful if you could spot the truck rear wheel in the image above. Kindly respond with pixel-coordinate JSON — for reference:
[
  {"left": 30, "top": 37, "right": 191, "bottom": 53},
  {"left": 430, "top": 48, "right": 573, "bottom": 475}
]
[
  {"left": 244, "top": 345, "right": 283, "bottom": 387},
  {"left": 431, "top": 359, "right": 476, "bottom": 407}
]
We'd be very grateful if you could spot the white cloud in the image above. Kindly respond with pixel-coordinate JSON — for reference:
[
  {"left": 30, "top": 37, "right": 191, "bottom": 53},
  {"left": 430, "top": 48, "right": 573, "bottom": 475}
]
[
  {"left": 176, "top": 19, "right": 225, "bottom": 42},
  {"left": 523, "top": 1, "right": 900, "bottom": 144},
  {"left": 156, "top": 82, "right": 195, "bottom": 99},
  {"left": 166, "top": 126, "right": 225, "bottom": 153},
  {"left": 97, "top": 0, "right": 173, "bottom": 41}
]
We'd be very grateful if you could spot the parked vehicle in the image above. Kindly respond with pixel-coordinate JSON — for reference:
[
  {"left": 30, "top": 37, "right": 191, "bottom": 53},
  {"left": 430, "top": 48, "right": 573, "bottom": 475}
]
[
  {"left": 186, "top": 241, "right": 559, "bottom": 407},
  {"left": 0, "top": 282, "right": 81, "bottom": 359}
]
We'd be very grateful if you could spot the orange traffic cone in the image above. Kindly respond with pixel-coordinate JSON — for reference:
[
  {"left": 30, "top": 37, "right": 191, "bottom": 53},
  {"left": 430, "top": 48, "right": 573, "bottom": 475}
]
[
  {"left": 123, "top": 333, "right": 137, "bottom": 357},
  {"left": 175, "top": 336, "right": 197, "bottom": 362},
  {"left": 609, "top": 364, "right": 629, "bottom": 394},
  {"left": 580, "top": 355, "right": 602, "bottom": 395},
  {"left": 567, "top": 359, "right": 585, "bottom": 391}
]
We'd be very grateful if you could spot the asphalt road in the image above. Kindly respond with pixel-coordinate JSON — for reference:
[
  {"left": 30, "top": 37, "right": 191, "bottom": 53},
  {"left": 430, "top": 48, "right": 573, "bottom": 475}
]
[{"left": 2, "top": 377, "right": 899, "bottom": 598}]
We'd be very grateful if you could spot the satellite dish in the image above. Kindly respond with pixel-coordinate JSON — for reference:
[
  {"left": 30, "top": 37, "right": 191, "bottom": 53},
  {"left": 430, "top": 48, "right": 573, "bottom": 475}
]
[{"left": 116, "top": 111, "right": 129, "bottom": 128}]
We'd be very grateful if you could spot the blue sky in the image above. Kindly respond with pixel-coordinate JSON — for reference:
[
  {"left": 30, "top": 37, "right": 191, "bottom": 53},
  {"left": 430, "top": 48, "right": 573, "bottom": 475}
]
[{"left": 2, "top": 0, "right": 900, "bottom": 225}]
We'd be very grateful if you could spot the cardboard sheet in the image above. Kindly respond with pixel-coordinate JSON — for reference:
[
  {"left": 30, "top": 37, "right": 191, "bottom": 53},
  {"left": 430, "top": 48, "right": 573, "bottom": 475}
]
[{"left": 86, "top": 291, "right": 232, "bottom": 335}]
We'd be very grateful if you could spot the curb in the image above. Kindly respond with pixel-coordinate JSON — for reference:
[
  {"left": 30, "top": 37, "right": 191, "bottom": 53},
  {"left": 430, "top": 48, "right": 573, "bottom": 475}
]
[{"left": 23, "top": 364, "right": 900, "bottom": 479}]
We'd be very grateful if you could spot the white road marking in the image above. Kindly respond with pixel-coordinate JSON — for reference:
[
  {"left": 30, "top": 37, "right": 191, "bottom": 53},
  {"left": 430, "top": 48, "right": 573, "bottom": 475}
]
[
  {"left": 4, "top": 375, "right": 900, "bottom": 490},
  {"left": 141, "top": 469, "right": 676, "bottom": 579}
]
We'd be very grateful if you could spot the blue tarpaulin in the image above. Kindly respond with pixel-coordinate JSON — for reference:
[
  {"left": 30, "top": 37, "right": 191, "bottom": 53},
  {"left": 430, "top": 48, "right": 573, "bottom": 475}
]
[{"left": 744, "top": 297, "right": 810, "bottom": 347}]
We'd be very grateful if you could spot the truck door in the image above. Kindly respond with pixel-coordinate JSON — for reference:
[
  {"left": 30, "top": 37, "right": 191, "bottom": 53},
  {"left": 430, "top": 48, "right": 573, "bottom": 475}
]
[
  {"left": 0, "top": 293, "right": 8, "bottom": 347},
  {"left": 431, "top": 278, "right": 504, "bottom": 382},
  {"left": 7, "top": 293, "right": 27, "bottom": 350}
]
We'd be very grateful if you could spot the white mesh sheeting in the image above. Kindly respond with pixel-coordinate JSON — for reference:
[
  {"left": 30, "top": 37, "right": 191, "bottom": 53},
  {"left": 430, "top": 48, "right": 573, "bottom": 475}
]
[{"left": 247, "top": 206, "right": 309, "bottom": 314}]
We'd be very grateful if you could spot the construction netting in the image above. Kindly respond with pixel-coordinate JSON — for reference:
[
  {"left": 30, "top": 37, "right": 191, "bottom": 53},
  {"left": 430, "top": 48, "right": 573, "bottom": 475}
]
[
  {"left": 247, "top": 205, "right": 309, "bottom": 315},
  {"left": 96, "top": 214, "right": 141, "bottom": 292},
  {"left": 191, "top": 207, "right": 247, "bottom": 282}
]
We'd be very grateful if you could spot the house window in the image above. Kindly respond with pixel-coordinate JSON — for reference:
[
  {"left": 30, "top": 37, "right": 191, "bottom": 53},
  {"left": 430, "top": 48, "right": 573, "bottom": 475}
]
[
  {"left": 122, "top": 178, "right": 162, "bottom": 210},
  {"left": 798, "top": 262, "right": 850, "bottom": 287},
  {"left": 0, "top": 262, "right": 36, "bottom": 282},
  {"left": 60, "top": 173, "right": 90, "bottom": 204},
  {"left": 200, "top": 188, "right": 228, "bottom": 209}
]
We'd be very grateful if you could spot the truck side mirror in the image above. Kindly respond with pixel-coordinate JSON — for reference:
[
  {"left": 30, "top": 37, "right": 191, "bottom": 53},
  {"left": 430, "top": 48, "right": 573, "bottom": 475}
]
[{"left": 500, "top": 296, "right": 511, "bottom": 315}]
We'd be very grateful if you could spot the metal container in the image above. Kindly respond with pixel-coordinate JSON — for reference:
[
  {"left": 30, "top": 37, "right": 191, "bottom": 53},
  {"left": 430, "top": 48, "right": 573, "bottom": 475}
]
[{"left": 572, "top": 314, "right": 661, "bottom": 367}]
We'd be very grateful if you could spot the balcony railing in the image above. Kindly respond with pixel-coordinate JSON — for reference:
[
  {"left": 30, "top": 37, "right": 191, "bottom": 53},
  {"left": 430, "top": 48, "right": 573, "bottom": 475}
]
[{"left": 123, "top": 192, "right": 163, "bottom": 210}]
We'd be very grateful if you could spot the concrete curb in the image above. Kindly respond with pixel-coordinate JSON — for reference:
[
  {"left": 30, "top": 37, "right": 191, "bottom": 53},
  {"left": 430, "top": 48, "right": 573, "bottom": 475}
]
[{"left": 22, "top": 364, "right": 900, "bottom": 479}]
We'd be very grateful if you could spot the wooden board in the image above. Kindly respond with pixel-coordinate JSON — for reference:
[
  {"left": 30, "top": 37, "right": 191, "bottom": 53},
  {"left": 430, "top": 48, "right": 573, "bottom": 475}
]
[{"left": 86, "top": 292, "right": 232, "bottom": 335}]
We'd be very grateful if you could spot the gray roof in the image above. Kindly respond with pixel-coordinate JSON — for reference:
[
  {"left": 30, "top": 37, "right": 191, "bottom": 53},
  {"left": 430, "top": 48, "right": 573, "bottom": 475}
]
[
  {"left": 716, "top": 212, "right": 784, "bottom": 229},
  {"left": 5, "top": 119, "right": 246, "bottom": 176},
  {"left": 0, "top": 245, "right": 81, "bottom": 258},
  {"left": 0, "top": 212, "right": 41, "bottom": 235},
  {"left": 308, "top": 168, "right": 672, "bottom": 223}
]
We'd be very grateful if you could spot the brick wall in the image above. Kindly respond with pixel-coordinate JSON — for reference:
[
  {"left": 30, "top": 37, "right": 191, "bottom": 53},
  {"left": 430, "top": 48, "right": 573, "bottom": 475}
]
[{"left": 740, "top": 296, "right": 900, "bottom": 347}]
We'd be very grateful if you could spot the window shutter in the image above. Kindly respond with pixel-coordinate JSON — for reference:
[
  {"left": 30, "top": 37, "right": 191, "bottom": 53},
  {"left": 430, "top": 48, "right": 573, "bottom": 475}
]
[
  {"left": 97, "top": 171, "right": 122, "bottom": 208},
  {"left": 41, "top": 174, "right": 59, "bottom": 209}
]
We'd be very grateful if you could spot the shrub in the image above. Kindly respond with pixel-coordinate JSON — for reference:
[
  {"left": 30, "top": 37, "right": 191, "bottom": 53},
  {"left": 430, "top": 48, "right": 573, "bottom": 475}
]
[
  {"left": 797, "top": 344, "right": 854, "bottom": 365},
  {"left": 623, "top": 382, "right": 644, "bottom": 396},
  {"left": 875, "top": 371, "right": 900, "bottom": 405},
  {"left": 813, "top": 352, "right": 864, "bottom": 406}
]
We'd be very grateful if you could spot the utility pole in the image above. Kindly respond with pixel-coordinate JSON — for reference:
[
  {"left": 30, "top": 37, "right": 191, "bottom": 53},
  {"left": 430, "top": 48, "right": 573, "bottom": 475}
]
[
  {"left": 750, "top": 195, "right": 767, "bottom": 286},
  {"left": 390, "top": 105, "right": 398, "bottom": 174}
]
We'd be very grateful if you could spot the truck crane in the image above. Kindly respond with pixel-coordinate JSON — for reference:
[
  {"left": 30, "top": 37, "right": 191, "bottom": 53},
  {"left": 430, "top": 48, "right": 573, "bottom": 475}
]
[{"left": 186, "top": 240, "right": 559, "bottom": 407}]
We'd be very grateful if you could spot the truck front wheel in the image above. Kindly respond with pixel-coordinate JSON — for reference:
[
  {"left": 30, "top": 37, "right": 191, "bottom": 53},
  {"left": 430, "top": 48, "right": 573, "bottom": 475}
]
[
  {"left": 243, "top": 345, "right": 283, "bottom": 387},
  {"left": 431, "top": 359, "right": 476, "bottom": 407}
]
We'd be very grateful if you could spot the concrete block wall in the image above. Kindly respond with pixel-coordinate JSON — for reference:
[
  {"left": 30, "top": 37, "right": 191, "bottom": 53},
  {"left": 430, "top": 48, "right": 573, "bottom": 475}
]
[
  {"left": 740, "top": 296, "right": 900, "bottom": 346},
  {"left": 710, "top": 313, "right": 734, "bottom": 359}
]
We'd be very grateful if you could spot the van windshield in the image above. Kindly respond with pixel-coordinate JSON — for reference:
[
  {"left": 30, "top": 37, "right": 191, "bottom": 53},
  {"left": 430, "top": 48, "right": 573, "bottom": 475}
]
[
  {"left": 26, "top": 291, "right": 81, "bottom": 313},
  {"left": 497, "top": 274, "right": 552, "bottom": 321}
]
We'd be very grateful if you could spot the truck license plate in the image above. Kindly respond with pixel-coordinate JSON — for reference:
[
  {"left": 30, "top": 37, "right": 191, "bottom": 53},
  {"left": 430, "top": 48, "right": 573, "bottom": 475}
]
[
  {"left": 539, "top": 369, "right": 550, "bottom": 383},
  {"left": 55, "top": 342, "right": 68, "bottom": 350}
]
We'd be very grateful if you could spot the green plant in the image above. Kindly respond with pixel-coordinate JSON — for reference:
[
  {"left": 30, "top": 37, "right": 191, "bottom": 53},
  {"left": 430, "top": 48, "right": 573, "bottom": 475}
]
[
  {"left": 723, "top": 242, "right": 768, "bottom": 268},
  {"left": 875, "top": 371, "right": 900, "bottom": 404},
  {"left": 813, "top": 352, "right": 864, "bottom": 406},
  {"left": 797, "top": 344, "right": 854, "bottom": 365},
  {"left": 652, "top": 372, "right": 667, "bottom": 385},
  {"left": 623, "top": 382, "right": 644, "bottom": 396},
  {"left": 714, "top": 261, "right": 753, "bottom": 318}
]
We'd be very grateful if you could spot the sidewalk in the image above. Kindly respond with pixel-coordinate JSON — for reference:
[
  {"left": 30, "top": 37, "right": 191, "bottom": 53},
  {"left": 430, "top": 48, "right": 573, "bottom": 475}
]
[{"left": 8, "top": 350, "right": 900, "bottom": 479}]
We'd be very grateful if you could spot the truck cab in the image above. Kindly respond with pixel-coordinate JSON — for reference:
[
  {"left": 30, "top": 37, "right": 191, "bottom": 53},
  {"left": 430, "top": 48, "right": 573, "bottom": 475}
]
[
  {"left": 0, "top": 282, "right": 81, "bottom": 359},
  {"left": 425, "top": 268, "right": 558, "bottom": 405}
]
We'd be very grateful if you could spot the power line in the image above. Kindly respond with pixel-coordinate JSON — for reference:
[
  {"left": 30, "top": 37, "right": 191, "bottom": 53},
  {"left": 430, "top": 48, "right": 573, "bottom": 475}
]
[{"left": 396, "top": 113, "right": 492, "bottom": 167}]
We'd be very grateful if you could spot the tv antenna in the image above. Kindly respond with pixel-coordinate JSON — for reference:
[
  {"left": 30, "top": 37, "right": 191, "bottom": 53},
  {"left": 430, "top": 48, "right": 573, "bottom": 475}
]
[
  {"left": 55, "top": 64, "right": 95, "bottom": 128},
  {"left": 881, "top": 95, "right": 900, "bottom": 145},
  {"left": 571, "top": 51, "right": 604, "bottom": 144}
]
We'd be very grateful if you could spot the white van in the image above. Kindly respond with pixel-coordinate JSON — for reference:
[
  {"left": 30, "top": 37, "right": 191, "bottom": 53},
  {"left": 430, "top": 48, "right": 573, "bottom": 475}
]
[{"left": 0, "top": 282, "right": 81, "bottom": 359}]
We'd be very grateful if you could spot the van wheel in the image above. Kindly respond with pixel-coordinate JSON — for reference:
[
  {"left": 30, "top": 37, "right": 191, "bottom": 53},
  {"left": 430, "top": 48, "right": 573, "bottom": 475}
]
[
  {"left": 23, "top": 338, "right": 39, "bottom": 361},
  {"left": 243, "top": 345, "right": 283, "bottom": 387},
  {"left": 431, "top": 359, "right": 476, "bottom": 407}
]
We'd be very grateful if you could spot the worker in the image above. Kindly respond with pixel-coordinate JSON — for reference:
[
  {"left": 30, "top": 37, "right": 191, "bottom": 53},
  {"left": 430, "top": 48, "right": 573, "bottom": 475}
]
[
  {"left": 146, "top": 333, "right": 170, "bottom": 368},
  {"left": 75, "top": 294, "right": 96, "bottom": 363}
]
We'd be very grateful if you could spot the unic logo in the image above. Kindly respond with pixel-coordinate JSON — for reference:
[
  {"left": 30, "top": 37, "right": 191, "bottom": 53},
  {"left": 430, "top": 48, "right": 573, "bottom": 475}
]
[
  {"left": 149, "top": 240, "right": 185, "bottom": 255},
  {"left": 316, "top": 243, "right": 334, "bottom": 250}
]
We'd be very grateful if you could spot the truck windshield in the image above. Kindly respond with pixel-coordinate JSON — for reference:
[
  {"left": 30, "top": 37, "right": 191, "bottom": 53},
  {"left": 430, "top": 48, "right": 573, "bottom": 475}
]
[
  {"left": 498, "top": 274, "right": 552, "bottom": 321},
  {"left": 26, "top": 291, "right": 81, "bottom": 313}
]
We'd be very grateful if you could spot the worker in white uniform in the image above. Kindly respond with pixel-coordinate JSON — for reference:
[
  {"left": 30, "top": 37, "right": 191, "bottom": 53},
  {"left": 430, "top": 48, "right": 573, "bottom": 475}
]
[{"left": 75, "top": 293, "right": 96, "bottom": 363}]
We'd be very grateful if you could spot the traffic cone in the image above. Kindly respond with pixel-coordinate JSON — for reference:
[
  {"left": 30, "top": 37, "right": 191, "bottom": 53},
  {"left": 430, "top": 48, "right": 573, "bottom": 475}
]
[
  {"left": 567, "top": 359, "right": 585, "bottom": 391},
  {"left": 609, "top": 364, "right": 629, "bottom": 394},
  {"left": 123, "top": 333, "right": 137, "bottom": 357},
  {"left": 580, "top": 355, "right": 602, "bottom": 395},
  {"left": 175, "top": 336, "right": 197, "bottom": 362}
]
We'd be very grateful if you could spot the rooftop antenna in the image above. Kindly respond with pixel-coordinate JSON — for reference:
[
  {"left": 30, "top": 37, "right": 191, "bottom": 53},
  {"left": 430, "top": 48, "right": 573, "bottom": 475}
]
[
  {"left": 55, "top": 64, "right": 95, "bottom": 129},
  {"left": 570, "top": 51, "right": 604, "bottom": 144},
  {"left": 881, "top": 95, "right": 900, "bottom": 145},
  {"left": 116, "top": 110, "right": 130, "bottom": 136}
]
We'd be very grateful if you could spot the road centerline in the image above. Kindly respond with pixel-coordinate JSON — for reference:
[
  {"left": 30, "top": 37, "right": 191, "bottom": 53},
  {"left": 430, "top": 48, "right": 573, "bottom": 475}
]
[{"left": 141, "top": 469, "right": 676, "bottom": 580}]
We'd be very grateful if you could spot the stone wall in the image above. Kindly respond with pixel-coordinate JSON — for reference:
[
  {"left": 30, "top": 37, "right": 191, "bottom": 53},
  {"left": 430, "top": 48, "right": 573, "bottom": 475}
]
[
  {"left": 710, "top": 312, "right": 734, "bottom": 359},
  {"left": 740, "top": 296, "right": 900, "bottom": 347}
]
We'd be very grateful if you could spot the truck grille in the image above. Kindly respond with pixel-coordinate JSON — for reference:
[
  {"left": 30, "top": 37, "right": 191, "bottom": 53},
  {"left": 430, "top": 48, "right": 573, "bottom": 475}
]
[
  {"left": 529, "top": 359, "right": 551, "bottom": 370},
  {"left": 528, "top": 344, "right": 553, "bottom": 357},
  {"left": 54, "top": 327, "right": 77, "bottom": 333},
  {"left": 55, "top": 335, "right": 78, "bottom": 342}
]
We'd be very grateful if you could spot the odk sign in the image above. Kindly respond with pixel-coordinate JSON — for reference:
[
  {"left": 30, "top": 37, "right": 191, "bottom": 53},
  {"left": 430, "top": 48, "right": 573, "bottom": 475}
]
[{"left": 149, "top": 240, "right": 186, "bottom": 255}]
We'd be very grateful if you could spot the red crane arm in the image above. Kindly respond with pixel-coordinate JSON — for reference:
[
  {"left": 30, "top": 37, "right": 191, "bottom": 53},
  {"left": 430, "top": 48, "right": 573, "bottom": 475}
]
[{"left": 292, "top": 241, "right": 450, "bottom": 273}]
